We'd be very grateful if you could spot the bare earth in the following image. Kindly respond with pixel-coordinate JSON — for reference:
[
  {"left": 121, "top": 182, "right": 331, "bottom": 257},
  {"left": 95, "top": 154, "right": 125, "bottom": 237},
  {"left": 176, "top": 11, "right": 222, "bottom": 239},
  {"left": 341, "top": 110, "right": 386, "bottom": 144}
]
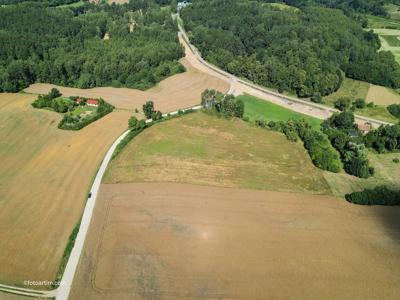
[
  {"left": 0, "top": 94, "right": 130, "bottom": 287},
  {"left": 71, "top": 182, "right": 400, "bottom": 300},
  {"left": 24, "top": 58, "right": 229, "bottom": 113}
]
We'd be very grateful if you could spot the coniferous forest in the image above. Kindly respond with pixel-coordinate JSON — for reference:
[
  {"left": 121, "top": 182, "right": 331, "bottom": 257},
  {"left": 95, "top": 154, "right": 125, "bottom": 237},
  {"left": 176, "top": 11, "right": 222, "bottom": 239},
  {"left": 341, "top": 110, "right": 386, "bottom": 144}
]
[
  {"left": 181, "top": 0, "right": 400, "bottom": 98},
  {"left": 0, "top": 1, "right": 184, "bottom": 92}
]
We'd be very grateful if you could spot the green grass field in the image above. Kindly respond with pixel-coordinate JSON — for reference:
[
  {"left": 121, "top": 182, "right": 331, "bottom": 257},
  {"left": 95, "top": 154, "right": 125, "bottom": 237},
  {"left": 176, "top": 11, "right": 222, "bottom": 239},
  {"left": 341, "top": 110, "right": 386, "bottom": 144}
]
[
  {"left": 238, "top": 94, "right": 322, "bottom": 130},
  {"left": 105, "top": 112, "right": 331, "bottom": 195},
  {"left": 382, "top": 35, "right": 400, "bottom": 46},
  {"left": 354, "top": 105, "right": 399, "bottom": 123}
]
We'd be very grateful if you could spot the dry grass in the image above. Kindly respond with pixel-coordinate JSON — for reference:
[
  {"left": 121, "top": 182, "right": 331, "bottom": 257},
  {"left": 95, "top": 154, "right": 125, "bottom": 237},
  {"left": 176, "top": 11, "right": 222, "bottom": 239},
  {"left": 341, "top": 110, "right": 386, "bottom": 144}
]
[
  {"left": 70, "top": 182, "right": 400, "bottom": 300},
  {"left": 324, "top": 152, "right": 400, "bottom": 198},
  {"left": 104, "top": 112, "right": 331, "bottom": 195},
  {"left": 0, "top": 93, "right": 130, "bottom": 288},
  {"left": 367, "top": 84, "right": 400, "bottom": 105},
  {"left": 24, "top": 58, "right": 229, "bottom": 113}
]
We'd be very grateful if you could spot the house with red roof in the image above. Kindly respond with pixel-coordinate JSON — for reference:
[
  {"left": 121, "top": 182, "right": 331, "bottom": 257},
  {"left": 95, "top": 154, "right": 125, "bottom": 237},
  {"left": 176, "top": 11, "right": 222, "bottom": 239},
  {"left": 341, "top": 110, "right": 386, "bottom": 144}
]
[{"left": 87, "top": 99, "right": 99, "bottom": 107}]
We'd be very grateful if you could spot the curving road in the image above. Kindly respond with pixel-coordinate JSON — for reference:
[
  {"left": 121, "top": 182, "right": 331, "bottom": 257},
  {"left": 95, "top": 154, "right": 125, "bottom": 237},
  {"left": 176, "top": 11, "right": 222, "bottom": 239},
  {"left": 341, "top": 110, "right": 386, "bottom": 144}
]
[{"left": 177, "top": 22, "right": 393, "bottom": 128}]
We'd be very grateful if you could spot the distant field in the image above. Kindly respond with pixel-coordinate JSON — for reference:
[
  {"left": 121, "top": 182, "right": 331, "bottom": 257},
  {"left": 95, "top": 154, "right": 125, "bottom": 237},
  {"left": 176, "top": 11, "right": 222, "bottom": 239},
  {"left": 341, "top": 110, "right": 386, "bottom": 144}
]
[
  {"left": 323, "top": 77, "right": 400, "bottom": 123},
  {"left": 105, "top": 112, "right": 331, "bottom": 194},
  {"left": 0, "top": 93, "right": 130, "bottom": 288},
  {"left": 367, "top": 14, "right": 400, "bottom": 29},
  {"left": 385, "top": 3, "right": 400, "bottom": 20},
  {"left": 239, "top": 94, "right": 322, "bottom": 129}
]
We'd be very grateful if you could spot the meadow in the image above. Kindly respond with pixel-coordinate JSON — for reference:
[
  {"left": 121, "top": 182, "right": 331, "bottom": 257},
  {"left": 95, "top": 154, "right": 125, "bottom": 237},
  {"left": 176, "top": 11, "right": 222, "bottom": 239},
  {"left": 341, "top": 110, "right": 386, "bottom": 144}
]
[
  {"left": 323, "top": 77, "right": 400, "bottom": 123},
  {"left": 239, "top": 94, "right": 322, "bottom": 130},
  {"left": 104, "top": 112, "right": 331, "bottom": 194}
]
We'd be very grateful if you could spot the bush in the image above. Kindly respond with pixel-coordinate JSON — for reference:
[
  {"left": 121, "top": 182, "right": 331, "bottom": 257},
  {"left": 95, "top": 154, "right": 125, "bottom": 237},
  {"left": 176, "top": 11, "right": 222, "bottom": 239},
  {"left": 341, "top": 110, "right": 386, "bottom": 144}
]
[
  {"left": 367, "top": 102, "right": 374, "bottom": 108},
  {"left": 387, "top": 104, "right": 400, "bottom": 118},
  {"left": 345, "top": 186, "right": 400, "bottom": 205},
  {"left": 334, "top": 97, "right": 351, "bottom": 111},
  {"left": 353, "top": 98, "right": 366, "bottom": 109},
  {"left": 393, "top": 158, "right": 400, "bottom": 163},
  {"left": 143, "top": 101, "right": 155, "bottom": 119},
  {"left": 311, "top": 93, "right": 323, "bottom": 103}
]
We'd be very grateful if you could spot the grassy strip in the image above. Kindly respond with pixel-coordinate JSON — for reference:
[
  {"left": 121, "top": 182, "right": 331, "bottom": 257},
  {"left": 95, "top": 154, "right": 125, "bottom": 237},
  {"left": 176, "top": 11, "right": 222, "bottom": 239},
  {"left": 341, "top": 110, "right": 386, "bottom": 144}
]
[
  {"left": 52, "top": 220, "right": 80, "bottom": 288},
  {"left": 238, "top": 94, "right": 322, "bottom": 130}
]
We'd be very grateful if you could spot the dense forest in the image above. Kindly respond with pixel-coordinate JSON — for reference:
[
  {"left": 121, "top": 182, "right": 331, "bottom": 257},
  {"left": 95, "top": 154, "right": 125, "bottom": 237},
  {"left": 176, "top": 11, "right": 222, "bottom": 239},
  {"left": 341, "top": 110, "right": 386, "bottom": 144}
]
[
  {"left": 181, "top": 0, "right": 400, "bottom": 98},
  {"left": 0, "top": 0, "right": 184, "bottom": 92}
]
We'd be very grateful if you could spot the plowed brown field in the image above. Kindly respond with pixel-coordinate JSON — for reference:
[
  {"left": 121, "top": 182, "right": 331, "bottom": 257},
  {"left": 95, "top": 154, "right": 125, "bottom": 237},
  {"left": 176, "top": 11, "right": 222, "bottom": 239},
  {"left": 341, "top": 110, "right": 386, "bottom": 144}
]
[
  {"left": 0, "top": 93, "right": 130, "bottom": 288},
  {"left": 71, "top": 183, "right": 400, "bottom": 300}
]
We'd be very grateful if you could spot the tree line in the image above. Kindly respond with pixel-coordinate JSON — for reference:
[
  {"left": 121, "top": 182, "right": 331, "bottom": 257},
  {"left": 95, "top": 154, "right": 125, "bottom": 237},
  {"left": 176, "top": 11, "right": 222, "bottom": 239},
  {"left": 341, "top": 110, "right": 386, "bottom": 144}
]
[
  {"left": 0, "top": 1, "right": 184, "bottom": 92},
  {"left": 181, "top": 0, "right": 400, "bottom": 98}
]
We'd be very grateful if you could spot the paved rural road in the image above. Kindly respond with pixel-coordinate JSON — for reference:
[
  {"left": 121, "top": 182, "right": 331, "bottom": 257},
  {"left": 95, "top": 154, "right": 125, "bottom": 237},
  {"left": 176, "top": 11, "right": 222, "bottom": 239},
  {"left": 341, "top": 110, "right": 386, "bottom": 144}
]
[
  {"left": 177, "top": 20, "right": 393, "bottom": 128},
  {"left": 56, "top": 105, "right": 201, "bottom": 300}
]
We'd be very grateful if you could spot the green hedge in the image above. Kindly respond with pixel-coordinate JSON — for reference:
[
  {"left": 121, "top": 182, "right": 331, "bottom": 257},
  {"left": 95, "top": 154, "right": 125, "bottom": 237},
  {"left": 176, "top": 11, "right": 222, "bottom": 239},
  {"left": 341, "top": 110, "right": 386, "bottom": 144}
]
[{"left": 345, "top": 186, "right": 400, "bottom": 205}]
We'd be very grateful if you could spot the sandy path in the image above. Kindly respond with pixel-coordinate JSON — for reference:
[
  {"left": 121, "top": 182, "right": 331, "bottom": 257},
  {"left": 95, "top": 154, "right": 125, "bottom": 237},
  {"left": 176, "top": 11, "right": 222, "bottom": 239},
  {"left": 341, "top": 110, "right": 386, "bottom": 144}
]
[{"left": 70, "top": 182, "right": 400, "bottom": 300}]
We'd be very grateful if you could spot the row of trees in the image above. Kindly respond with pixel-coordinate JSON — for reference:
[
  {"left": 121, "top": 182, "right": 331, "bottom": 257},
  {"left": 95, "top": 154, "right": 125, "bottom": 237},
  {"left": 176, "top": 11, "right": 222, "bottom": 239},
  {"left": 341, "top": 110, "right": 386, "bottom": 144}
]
[
  {"left": 0, "top": 1, "right": 184, "bottom": 92},
  {"left": 181, "top": 0, "right": 400, "bottom": 98}
]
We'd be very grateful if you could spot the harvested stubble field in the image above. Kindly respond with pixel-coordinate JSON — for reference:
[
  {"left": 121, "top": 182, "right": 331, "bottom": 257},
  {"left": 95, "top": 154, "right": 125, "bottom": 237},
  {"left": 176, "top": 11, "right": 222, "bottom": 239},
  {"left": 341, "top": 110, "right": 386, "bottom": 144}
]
[
  {"left": 0, "top": 93, "right": 130, "bottom": 287},
  {"left": 24, "top": 58, "right": 229, "bottom": 113},
  {"left": 104, "top": 112, "right": 331, "bottom": 195},
  {"left": 71, "top": 182, "right": 400, "bottom": 300}
]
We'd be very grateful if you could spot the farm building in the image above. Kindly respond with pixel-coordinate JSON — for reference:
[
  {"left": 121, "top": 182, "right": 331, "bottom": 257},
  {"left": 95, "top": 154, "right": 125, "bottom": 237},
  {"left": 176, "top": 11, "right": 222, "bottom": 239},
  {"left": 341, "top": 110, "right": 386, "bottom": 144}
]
[
  {"left": 87, "top": 99, "right": 99, "bottom": 107},
  {"left": 75, "top": 98, "right": 84, "bottom": 104}
]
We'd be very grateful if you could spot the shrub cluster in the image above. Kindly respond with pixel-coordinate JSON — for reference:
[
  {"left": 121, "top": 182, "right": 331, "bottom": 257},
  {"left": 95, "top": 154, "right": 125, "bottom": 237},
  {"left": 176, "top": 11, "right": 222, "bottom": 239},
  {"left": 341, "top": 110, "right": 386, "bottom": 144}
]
[
  {"left": 322, "top": 111, "right": 374, "bottom": 178},
  {"left": 201, "top": 89, "right": 244, "bottom": 118},
  {"left": 364, "top": 124, "right": 400, "bottom": 153},
  {"left": 31, "top": 88, "right": 73, "bottom": 113},
  {"left": 387, "top": 104, "right": 400, "bottom": 118},
  {"left": 345, "top": 186, "right": 400, "bottom": 205}
]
